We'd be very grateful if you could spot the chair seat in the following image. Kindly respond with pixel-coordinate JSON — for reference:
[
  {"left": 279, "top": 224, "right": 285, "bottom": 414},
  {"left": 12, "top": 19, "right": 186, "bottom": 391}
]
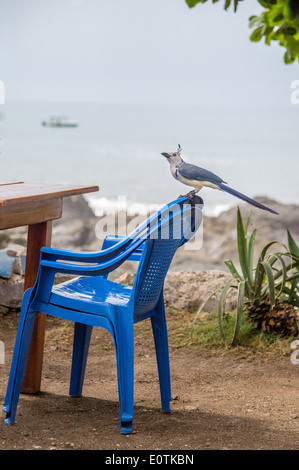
[{"left": 50, "top": 276, "right": 133, "bottom": 313}]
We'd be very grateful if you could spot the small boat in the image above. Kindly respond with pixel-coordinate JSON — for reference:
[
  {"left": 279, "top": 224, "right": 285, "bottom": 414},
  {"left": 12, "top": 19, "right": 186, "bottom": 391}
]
[{"left": 41, "top": 116, "right": 79, "bottom": 127}]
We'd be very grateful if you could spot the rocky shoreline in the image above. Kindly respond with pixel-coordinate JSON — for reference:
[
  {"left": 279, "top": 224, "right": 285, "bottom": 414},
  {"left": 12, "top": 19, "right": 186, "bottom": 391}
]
[{"left": 0, "top": 194, "right": 298, "bottom": 313}]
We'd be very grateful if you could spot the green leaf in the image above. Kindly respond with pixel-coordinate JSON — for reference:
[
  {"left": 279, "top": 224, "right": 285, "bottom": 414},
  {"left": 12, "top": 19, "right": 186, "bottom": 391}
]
[
  {"left": 258, "top": 0, "right": 275, "bottom": 8},
  {"left": 269, "top": 252, "right": 287, "bottom": 298},
  {"left": 218, "top": 278, "right": 234, "bottom": 340},
  {"left": 276, "top": 272, "right": 299, "bottom": 293},
  {"left": 247, "top": 228, "right": 257, "bottom": 282},
  {"left": 261, "top": 260, "right": 275, "bottom": 305},
  {"left": 237, "top": 208, "right": 252, "bottom": 284},
  {"left": 185, "top": 0, "right": 202, "bottom": 7},
  {"left": 287, "top": 278, "right": 298, "bottom": 304},
  {"left": 265, "top": 27, "right": 275, "bottom": 45},
  {"left": 285, "top": 272, "right": 299, "bottom": 283},
  {"left": 250, "top": 26, "right": 264, "bottom": 42},
  {"left": 285, "top": 26, "right": 297, "bottom": 35},
  {"left": 232, "top": 281, "right": 245, "bottom": 345},
  {"left": 249, "top": 15, "right": 263, "bottom": 28},
  {"left": 273, "top": 260, "right": 299, "bottom": 283},
  {"left": 244, "top": 213, "right": 251, "bottom": 235},
  {"left": 272, "top": 12, "right": 284, "bottom": 23},
  {"left": 193, "top": 287, "right": 221, "bottom": 326},
  {"left": 224, "top": 0, "right": 231, "bottom": 10},
  {"left": 257, "top": 241, "right": 280, "bottom": 267},
  {"left": 287, "top": 229, "right": 299, "bottom": 275},
  {"left": 233, "top": 0, "right": 239, "bottom": 12},
  {"left": 224, "top": 259, "right": 243, "bottom": 281},
  {"left": 287, "top": 229, "right": 299, "bottom": 258},
  {"left": 284, "top": 51, "right": 296, "bottom": 63},
  {"left": 254, "top": 241, "right": 277, "bottom": 298},
  {"left": 186, "top": 0, "right": 211, "bottom": 7}
]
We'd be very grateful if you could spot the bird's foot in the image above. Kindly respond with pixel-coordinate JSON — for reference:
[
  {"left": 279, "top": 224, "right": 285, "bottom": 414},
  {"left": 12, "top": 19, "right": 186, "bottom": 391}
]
[
  {"left": 178, "top": 191, "right": 204, "bottom": 206},
  {"left": 179, "top": 190, "right": 197, "bottom": 200}
]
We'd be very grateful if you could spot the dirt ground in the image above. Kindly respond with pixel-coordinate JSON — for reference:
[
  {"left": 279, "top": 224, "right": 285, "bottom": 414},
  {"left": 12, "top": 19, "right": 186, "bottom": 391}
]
[{"left": 0, "top": 311, "right": 298, "bottom": 451}]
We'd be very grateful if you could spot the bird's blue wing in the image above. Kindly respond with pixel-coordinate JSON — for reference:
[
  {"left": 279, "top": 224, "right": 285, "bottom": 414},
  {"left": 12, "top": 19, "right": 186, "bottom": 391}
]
[{"left": 178, "top": 161, "right": 225, "bottom": 183}]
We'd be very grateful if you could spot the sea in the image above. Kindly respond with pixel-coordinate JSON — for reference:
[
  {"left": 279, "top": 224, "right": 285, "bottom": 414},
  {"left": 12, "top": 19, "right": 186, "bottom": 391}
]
[{"left": 0, "top": 101, "right": 298, "bottom": 218}]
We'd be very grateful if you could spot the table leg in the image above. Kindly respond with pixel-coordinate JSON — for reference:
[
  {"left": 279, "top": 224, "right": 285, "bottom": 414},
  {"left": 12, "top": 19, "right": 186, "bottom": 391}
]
[{"left": 21, "top": 221, "right": 52, "bottom": 394}]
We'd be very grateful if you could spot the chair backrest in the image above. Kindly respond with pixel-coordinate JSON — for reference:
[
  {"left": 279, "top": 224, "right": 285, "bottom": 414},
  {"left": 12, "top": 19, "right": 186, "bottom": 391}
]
[{"left": 131, "top": 199, "right": 203, "bottom": 318}]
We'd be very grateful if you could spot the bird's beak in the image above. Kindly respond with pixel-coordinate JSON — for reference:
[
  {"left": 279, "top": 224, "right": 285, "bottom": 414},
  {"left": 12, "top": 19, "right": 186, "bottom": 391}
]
[{"left": 161, "top": 152, "right": 170, "bottom": 158}]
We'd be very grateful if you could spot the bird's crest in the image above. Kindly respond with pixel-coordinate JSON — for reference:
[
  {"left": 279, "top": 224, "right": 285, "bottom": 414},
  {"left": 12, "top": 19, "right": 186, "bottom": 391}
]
[{"left": 177, "top": 144, "right": 182, "bottom": 156}]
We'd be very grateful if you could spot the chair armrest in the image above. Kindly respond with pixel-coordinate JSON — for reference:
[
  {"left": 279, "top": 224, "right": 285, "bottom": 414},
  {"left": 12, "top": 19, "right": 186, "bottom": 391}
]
[
  {"left": 102, "top": 235, "right": 144, "bottom": 262},
  {"left": 40, "top": 236, "right": 132, "bottom": 263},
  {"left": 40, "top": 235, "right": 147, "bottom": 276}
]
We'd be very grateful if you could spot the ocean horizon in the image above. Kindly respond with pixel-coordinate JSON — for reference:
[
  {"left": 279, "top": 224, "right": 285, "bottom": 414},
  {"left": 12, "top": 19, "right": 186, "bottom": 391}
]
[{"left": 1, "top": 101, "right": 298, "bottom": 217}]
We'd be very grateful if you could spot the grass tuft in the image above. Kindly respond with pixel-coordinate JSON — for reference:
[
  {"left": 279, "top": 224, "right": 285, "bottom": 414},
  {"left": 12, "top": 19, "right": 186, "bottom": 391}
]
[{"left": 162, "top": 308, "right": 295, "bottom": 360}]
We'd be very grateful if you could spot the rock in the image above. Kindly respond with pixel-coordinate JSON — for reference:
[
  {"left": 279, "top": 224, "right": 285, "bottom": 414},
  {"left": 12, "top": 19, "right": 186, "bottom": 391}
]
[
  {"left": 0, "top": 305, "right": 9, "bottom": 315},
  {"left": 52, "top": 218, "right": 97, "bottom": 250},
  {"left": 0, "top": 250, "right": 15, "bottom": 278},
  {"left": 116, "top": 273, "right": 135, "bottom": 285},
  {"left": 0, "top": 226, "right": 27, "bottom": 249},
  {"left": 116, "top": 269, "right": 238, "bottom": 314},
  {"left": 164, "top": 270, "right": 237, "bottom": 313},
  {"left": 0, "top": 244, "right": 26, "bottom": 309},
  {"left": 6, "top": 244, "right": 26, "bottom": 258},
  {"left": 52, "top": 195, "right": 99, "bottom": 250},
  {"left": 0, "top": 273, "right": 24, "bottom": 308},
  {"left": 11, "top": 257, "right": 22, "bottom": 276},
  {"left": 200, "top": 197, "right": 299, "bottom": 271},
  {"left": 58, "top": 195, "right": 96, "bottom": 224}
]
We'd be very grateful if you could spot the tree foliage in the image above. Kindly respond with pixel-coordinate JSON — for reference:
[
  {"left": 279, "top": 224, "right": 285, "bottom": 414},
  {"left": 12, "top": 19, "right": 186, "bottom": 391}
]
[{"left": 186, "top": 0, "right": 299, "bottom": 63}]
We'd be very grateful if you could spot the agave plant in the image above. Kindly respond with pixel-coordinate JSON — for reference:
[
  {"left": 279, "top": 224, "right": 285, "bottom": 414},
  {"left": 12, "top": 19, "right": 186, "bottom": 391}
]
[{"left": 195, "top": 207, "right": 299, "bottom": 345}]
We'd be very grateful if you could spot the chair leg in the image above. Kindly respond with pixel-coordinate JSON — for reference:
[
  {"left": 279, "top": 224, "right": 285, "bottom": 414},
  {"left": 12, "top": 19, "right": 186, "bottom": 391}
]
[
  {"left": 3, "top": 307, "right": 37, "bottom": 425},
  {"left": 3, "top": 289, "right": 33, "bottom": 416},
  {"left": 151, "top": 302, "right": 172, "bottom": 413},
  {"left": 114, "top": 316, "right": 134, "bottom": 434},
  {"left": 69, "top": 323, "right": 93, "bottom": 397}
]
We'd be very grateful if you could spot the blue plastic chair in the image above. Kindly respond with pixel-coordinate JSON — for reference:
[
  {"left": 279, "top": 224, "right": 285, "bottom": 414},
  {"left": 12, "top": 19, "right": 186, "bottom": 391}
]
[{"left": 3, "top": 196, "right": 203, "bottom": 434}]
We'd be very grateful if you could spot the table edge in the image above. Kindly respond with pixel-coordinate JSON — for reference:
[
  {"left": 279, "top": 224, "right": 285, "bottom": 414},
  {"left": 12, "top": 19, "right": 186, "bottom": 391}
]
[{"left": 0, "top": 185, "right": 99, "bottom": 206}]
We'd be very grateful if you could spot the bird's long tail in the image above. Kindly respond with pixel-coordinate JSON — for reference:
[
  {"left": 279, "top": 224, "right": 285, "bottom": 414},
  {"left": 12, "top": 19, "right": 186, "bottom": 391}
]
[{"left": 216, "top": 182, "right": 278, "bottom": 215}]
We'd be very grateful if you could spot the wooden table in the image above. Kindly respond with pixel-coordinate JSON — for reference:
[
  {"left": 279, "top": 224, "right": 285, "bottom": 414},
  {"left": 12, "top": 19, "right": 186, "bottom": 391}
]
[{"left": 0, "top": 181, "right": 99, "bottom": 393}]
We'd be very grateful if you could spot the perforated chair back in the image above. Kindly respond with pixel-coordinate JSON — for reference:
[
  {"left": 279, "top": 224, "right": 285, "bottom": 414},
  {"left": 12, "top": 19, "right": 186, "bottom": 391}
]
[{"left": 132, "top": 201, "right": 202, "bottom": 317}]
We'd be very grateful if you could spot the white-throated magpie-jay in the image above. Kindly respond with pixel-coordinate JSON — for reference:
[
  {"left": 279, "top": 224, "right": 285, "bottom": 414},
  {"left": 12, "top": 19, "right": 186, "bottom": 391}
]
[{"left": 162, "top": 145, "right": 278, "bottom": 215}]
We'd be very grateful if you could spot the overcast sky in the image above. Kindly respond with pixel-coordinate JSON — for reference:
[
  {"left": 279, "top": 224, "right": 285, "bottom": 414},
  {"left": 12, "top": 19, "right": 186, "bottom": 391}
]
[{"left": 0, "top": 0, "right": 298, "bottom": 106}]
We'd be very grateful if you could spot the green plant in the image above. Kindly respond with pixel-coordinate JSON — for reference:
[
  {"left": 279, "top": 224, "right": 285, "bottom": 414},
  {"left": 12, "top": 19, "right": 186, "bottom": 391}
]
[
  {"left": 186, "top": 0, "right": 299, "bottom": 63},
  {"left": 194, "top": 207, "right": 299, "bottom": 345},
  {"left": 249, "top": 1, "right": 299, "bottom": 64}
]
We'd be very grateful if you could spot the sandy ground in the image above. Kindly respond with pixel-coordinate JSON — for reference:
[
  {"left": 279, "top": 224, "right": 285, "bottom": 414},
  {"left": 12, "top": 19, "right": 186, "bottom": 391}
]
[{"left": 0, "top": 311, "right": 299, "bottom": 451}]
